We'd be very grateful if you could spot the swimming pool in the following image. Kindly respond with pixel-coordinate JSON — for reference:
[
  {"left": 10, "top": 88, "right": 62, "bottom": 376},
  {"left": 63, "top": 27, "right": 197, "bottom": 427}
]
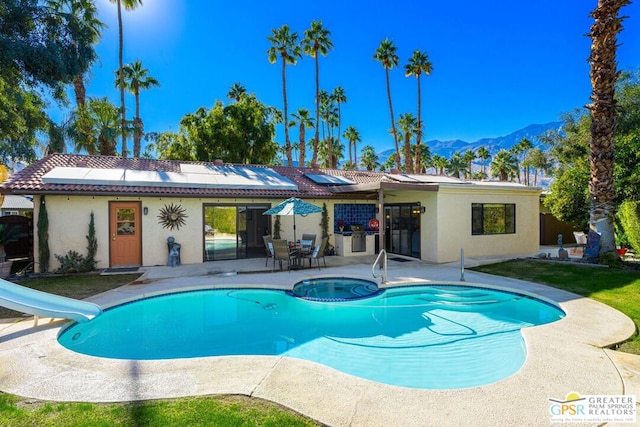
[{"left": 58, "top": 282, "right": 565, "bottom": 389}]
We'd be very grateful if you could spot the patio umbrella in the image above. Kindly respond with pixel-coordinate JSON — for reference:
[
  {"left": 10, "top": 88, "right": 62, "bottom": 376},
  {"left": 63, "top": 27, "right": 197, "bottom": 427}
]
[{"left": 263, "top": 197, "right": 323, "bottom": 243}]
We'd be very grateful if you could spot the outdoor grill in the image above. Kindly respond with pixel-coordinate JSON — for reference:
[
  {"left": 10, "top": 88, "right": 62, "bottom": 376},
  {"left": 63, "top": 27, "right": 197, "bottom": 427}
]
[{"left": 350, "top": 224, "right": 366, "bottom": 252}]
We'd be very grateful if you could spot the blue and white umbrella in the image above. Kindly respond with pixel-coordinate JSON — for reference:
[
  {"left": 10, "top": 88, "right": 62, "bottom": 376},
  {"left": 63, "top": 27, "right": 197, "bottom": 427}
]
[{"left": 263, "top": 197, "right": 323, "bottom": 243}]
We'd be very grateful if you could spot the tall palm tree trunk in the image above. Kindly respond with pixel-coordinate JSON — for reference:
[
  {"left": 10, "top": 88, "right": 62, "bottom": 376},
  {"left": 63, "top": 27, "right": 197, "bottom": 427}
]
[
  {"left": 403, "top": 132, "right": 413, "bottom": 173},
  {"left": 414, "top": 75, "right": 422, "bottom": 172},
  {"left": 328, "top": 121, "right": 334, "bottom": 169},
  {"left": 116, "top": 0, "right": 127, "bottom": 157},
  {"left": 299, "top": 123, "right": 306, "bottom": 167},
  {"left": 281, "top": 60, "right": 292, "bottom": 167},
  {"left": 385, "top": 69, "right": 400, "bottom": 170},
  {"left": 312, "top": 55, "right": 320, "bottom": 167},
  {"left": 133, "top": 86, "right": 142, "bottom": 158},
  {"left": 353, "top": 139, "right": 358, "bottom": 167},
  {"left": 587, "top": 0, "right": 629, "bottom": 254},
  {"left": 73, "top": 75, "right": 86, "bottom": 107},
  {"left": 335, "top": 103, "right": 341, "bottom": 168}
]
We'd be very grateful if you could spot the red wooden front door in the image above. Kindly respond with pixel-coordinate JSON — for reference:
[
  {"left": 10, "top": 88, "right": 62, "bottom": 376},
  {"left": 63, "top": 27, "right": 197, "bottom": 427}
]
[{"left": 109, "top": 201, "right": 142, "bottom": 267}]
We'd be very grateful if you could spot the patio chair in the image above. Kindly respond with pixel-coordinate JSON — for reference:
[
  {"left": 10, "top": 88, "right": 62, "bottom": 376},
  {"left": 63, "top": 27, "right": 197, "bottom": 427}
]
[
  {"left": 263, "top": 235, "right": 274, "bottom": 267},
  {"left": 271, "top": 239, "right": 297, "bottom": 271},
  {"left": 572, "top": 231, "right": 587, "bottom": 255},
  {"left": 299, "top": 238, "right": 314, "bottom": 267},
  {"left": 307, "top": 237, "right": 328, "bottom": 270},
  {"left": 301, "top": 233, "right": 316, "bottom": 247}
]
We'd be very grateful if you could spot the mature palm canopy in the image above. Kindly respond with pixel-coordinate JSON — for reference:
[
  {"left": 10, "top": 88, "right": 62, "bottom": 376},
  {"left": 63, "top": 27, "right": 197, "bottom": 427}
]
[
  {"left": 109, "top": 0, "right": 143, "bottom": 158},
  {"left": 291, "top": 108, "right": 314, "bottom": 167},
  {"left": 0, "top": 0, "right": 99, "bottom": 165},
  {"left": 302, "top": 20, "right": 333, "bottom": 167},
  {"left": 117, "top": 60, "right": 160, "bottom": 158},
  {"left": 267, "top": 25, "right": 302, "bottom": 167},
  {"left": 405, "top": 50, "right": 433, "bottom": 173},
  {"left": 373, "top": 38, "right": 401, "bottom": 171}
]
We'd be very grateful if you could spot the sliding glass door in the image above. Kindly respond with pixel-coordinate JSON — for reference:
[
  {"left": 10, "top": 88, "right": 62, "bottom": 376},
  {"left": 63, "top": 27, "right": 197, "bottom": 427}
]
[
  {"left": 384, "top": 204, "right": 421, "bottom": 258},
  {"left": 203, "top": 204, "right": 269, "bottom": 261}
]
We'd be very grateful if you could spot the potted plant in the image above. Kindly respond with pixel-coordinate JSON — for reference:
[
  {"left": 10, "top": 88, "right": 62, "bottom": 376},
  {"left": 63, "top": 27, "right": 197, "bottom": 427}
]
[{"left": 0, "top": 224, "right": 20, "bottom": 279}]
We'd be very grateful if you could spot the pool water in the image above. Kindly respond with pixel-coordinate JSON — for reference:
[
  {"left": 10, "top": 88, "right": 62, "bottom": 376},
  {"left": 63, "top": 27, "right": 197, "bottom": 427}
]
[{"left": 58, "top": 284, "right": 565, "bottom": 389}]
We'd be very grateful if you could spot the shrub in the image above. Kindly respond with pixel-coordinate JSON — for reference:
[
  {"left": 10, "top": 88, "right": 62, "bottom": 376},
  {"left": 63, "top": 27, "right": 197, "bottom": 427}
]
[
  {"left": 55, "top": 250, "right": 93, "bottom": 273},
  {"left": 54, "top": 212, "right": 98, "bottom": 274},
  {"left": 617, "top": 201, "right": 640, "bottom": 254}
]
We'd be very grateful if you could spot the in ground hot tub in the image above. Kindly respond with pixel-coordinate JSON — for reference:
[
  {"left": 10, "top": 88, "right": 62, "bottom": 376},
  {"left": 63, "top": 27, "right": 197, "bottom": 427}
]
[{"left": 288, "top": 277, "right": 383, "bottom": 301}]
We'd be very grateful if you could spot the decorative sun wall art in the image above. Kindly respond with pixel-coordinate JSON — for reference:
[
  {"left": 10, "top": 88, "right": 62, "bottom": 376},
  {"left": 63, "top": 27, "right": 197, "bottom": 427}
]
[{"left": 157, "top": 203, "right": 188, "bottom": 230}]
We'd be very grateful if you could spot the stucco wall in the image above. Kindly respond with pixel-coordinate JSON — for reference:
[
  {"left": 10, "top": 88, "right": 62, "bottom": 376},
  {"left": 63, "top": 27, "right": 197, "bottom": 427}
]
[
  {"left": 32, "top": 187, "right": 539, "bottom": 270},
  {"left": 33, "top": 195, "right": 337, "bottom": 270},
  {"left": 433, "top": 185, "right": 541, "bottom": 263}
]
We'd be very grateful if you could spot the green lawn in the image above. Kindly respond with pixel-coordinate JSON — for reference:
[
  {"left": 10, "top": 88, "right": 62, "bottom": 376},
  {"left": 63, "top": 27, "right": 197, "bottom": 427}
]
[
  {"left": 470, "top": 259, "right": 640, "bottom": 353},
  {"left": 0, "top": 393, "right": 322, "bottom": 426}
]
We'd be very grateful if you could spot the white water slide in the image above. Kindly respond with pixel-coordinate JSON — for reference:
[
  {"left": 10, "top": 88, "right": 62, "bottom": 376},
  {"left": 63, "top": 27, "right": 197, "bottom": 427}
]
[{"left": 0, "top": 278, "right": 102, "bottom": 323}]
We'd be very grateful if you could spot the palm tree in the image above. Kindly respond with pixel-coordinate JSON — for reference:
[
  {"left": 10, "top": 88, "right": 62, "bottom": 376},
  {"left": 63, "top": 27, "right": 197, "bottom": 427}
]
[
  {"left": 302, "top": 20, "right": 333, "bottom": 167},
  {"left": 397, "top": 113, "right": 417, "bottom": 173},
  {"left": 489, "top": 149, "right": 518, "bottom": 181},
  {"left": 413, "top": 143, "right": 431, "bottom": 173},
  {"left": 343, "top": 125, "right": 361, "bottom": 166},
  {"left": 405, "top": 50, "right": 433, "bottom": 173},
  {"left": 116, "top": 60, "right": 160, "bottom": 158},
  {"left": 331, "top": 86, "right": 347, "bottom": 165},
  {"left": 510, "top": 137, "right": 533, "bottom": 183},
  {"left": 360, "top": 145, "right": 380, "bottom": 171},
  {"left": 290, "top": 108, "right": 314, "bottom": 167},
  {"left": 227, "top": 82, "right": 247, "bottom": 102},
  {"left": 431, "top": 154, "right": 448, "bottom": 175},
  {"left": 446, "top": 152, "right": 467, "bottom": 178},
  {"left": 587, "top": 0, "right": 629, "bottom": 254},
  {"left": 48, "top": 0, "right": 104, "bottom": 108},
  {"left": 476, "top": 146, "right": 491, "bottom": 175},
  {"left": 71, "top": 97, "right": 121, "bottom": 156},
  {"left": 267, "top": 24, "right": 302, "bottom": 167},
  {"left": 526, "top": 147, "right": 549, "bottom": 186},
  {"left": 317, "top": 137, "right": 343, "bottom": 168},
  {"left": 373, "top": 38, "right": 401, "bottom": 170},
  {"left": 109, "top": 0, "right": 143, "bottom": 158},
  {"left": 462, "top": 149, "right": 476, "bottom": 179}
]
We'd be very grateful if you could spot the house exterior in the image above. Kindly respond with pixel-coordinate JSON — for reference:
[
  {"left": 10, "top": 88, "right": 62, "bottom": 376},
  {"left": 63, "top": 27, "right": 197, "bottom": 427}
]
[
  {"left": 1, "top": 195, "right": 33, "bottom": 217},
  {"left": 0, "top": 154, "right": 541, "bottom": 271}
]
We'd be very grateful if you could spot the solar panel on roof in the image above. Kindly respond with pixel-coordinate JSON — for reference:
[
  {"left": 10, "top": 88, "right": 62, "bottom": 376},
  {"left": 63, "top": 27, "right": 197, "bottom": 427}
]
[
  {"left": 385, "top": 173, "right": 467, "bottom": 184},
  {"left": 304, "top": 173, "right": 356, "bottom": 185},
  {"left": 42, "top": 165, "right": 298, "bottom": 190}
]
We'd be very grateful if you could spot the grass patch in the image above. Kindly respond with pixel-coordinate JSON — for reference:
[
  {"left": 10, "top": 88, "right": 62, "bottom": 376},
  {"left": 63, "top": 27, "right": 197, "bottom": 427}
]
[
  {"left": 471, "top": 259, "right": 640, "bottom": 353},
  {"left": 0, "top": 394, "right": 323, "bottom": 426},
  {"left": 0, "top": 273, "right": 141, "bottom": 319}
]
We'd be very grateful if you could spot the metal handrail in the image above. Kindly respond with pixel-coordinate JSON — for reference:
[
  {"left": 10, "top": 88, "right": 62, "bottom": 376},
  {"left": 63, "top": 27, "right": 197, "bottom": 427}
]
[{"left": 372, "top": 249, "right": 387, "bottom": 284}]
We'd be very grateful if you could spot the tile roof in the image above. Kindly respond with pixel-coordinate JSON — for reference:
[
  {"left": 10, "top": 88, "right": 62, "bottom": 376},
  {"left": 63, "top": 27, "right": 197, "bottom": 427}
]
[
  {"left": 1, "top": 194, "right": 33, "bottom": 210},
  {"left": 0, "top": 154, "right": 388, "bottom": 199}
]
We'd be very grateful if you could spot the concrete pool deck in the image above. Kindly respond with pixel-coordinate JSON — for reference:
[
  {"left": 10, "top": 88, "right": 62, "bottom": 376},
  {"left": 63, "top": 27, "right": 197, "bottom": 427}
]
[{"left": 0, "top": 251, "right": 638, "bottom": 426}]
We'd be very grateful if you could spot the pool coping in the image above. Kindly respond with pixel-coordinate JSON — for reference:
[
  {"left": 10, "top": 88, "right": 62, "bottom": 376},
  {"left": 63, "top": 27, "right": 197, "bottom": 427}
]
[{"left": 0, "top": 259, "right": 638, "bottom": 426}]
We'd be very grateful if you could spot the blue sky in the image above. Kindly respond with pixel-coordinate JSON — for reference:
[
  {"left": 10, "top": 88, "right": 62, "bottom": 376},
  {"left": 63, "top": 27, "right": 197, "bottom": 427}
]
[{"left": 81, "top": 0, "right": 640, "bottom": 155}]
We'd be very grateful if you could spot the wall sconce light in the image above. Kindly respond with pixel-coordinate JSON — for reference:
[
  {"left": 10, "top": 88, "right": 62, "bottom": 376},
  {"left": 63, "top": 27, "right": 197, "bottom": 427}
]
[{"left": 143, "top": 207, "right": 149, "bottom": 215}]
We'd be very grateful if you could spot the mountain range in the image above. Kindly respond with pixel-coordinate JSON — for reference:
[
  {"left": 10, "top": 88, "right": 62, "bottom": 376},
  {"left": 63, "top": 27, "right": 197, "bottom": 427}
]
[{"left": 377, "top": 121, "right": 563, "bottom": 162}]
